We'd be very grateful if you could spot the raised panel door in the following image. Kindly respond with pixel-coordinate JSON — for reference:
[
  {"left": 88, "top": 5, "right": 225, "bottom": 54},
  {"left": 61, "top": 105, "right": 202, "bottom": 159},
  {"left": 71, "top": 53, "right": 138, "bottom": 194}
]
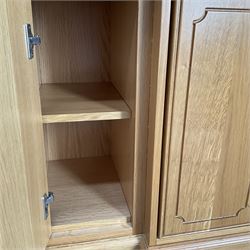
[{"left": 160, "top": 0, "right": 250, "bottom": 238}]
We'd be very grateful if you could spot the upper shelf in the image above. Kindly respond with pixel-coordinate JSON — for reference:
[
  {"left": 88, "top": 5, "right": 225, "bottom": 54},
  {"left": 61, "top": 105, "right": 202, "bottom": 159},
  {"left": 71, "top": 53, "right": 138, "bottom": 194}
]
[{"left": 40, "top": 82, "right": 131, "bottom": 124}]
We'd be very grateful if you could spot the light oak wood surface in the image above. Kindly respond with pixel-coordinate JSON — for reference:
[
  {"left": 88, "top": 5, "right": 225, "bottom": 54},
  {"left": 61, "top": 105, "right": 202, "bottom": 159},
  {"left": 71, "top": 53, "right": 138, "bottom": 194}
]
[
  {"left": 211, "top": 242, "right": 250, "bottom": 250},
  {"left": 0, "top": 0, "right": 50, "bottom": 248},
  {"left": 155, "top": 233, "right": 250, "bottom": 250},
  {"left": 110, "top": 1, "right": 138, "bottom": 222},
  {"left": 41, "top": 82, "right": 131, "bottom": 123},
  {"left": 144, "top": 1, "right": 172, "bottom": 245},
  {"left": 32, "top": 3, "right": 139, "bottom": 226},
  {"left": 48, "top": 156, "right": 131, "bottom": 230},
  {"left": 48, "top": 235, "right": 146, "bottom": 250},
  {"left": 159, "top": 0, "right": 250, "bottom": 240},
  {"left": 158, "top": 0, "right": 182, "bottom": 239},
  {"left": 157, "top": 225, "right": 250, "bottom": 246},
  {"left": 34, "top": 2, "right": 153, "bottom": 239},
  {"left": 2, "top": 0, "right": 249, "bottom": 248},
  {"left": 48, "top": 223, "right": 133, "bottom": 247},
  {"left": 32, "top": 1, "right": 110, "bottom": 84},
  {"left": 47, "top": 234, "right": 250, "bottom": 250},
  {"left": 132, "top": 0, "right": 154, "bottom": 234},
  {"left": 32, "top": 1, "right": 115, "bottom": 169},
  {"left": 44, "top": 121, "right": 110, "bottom": 161}
]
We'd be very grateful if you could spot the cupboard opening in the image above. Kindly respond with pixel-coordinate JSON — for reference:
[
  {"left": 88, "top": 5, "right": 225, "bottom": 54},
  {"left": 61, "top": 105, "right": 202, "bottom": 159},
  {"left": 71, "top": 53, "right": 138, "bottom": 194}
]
[{"left": 31, "top": 0, "right": 139, "bottom": 237}]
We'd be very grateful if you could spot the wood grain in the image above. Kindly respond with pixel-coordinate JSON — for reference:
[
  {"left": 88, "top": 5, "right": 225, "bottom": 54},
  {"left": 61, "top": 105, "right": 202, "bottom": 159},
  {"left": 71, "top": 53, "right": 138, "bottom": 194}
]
[
  {"left": 32, "top": 1, "right": 140, "bottom": 203},
  {"left": 41, "top": 82, "right": 131, "bottom": 124},
  {"left": 158, "top": 0, "right": 182, "bottom": 238},
  {"left": 44, "top": 122, "right": 110, "bottom": 161},
  {"left": 32, "top": 1, "right": 110, "bottom": 84},
  {"left": 47, "top": 235, "right": 145, "bottom": 250},
  {"left": 33, "top": 0, "right": 149, "bottom": 239},
  {"left": 48, "top": 223, "right": 133, "bottom": 247},
  {"left": 47, "top": 232, "right": 250, "bottom": 250},
  {"left": 110, "top": 0, "right": 138, "bottom": 221},
  {"left": 144, "top": 1, "right": 172, "bottom": 245},
  {"left": 132, "top": 1, "right": 154, "bottom": 234},
  {"left": 0, "top": 0, "right": 49, "bottom": 248},
  {"left": 210, "top": 242, "right": 250, "bottom": 250},
  {"left": 154, "top": 232, "right": 250, "bottom": 250},
  {"left": 32, "top": 1, "right": 114, "bottom": 162},
  {"left": 160, "top": 0, "right": 250, "bottom": 238},
  {"left": 157, "top": 225, "right": 250, "bottom": 246},
  {"left": 48, "top": 156, "right": 131, "bottom": 229}
]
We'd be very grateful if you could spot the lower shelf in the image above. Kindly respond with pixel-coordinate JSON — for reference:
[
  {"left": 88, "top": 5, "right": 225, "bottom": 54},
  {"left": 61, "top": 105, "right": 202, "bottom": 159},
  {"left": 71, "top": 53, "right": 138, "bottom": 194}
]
[{"left": 48, "top": 156, "right": 131, "bottom": 232}]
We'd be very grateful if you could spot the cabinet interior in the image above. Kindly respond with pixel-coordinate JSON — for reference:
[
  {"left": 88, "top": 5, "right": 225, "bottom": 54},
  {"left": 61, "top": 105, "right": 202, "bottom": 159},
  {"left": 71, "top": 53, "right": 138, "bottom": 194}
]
[{"left": 32, "top": 1, "right": 138, "bottom": 234}]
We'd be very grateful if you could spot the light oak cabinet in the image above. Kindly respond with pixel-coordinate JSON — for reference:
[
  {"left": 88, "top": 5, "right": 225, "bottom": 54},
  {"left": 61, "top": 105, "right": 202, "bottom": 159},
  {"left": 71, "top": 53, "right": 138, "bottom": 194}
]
[{"left": 1, "top": 0, "right": 250, "bottom": 249}]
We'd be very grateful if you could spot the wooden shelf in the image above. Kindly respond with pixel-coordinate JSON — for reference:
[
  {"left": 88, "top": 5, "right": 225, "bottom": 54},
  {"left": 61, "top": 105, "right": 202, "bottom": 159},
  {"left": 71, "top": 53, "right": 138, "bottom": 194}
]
[
  {"left": 48, "top": 156, "right": 131, "bottom": 231},
  {"left": 40, "top": 82, "right": 131, "bottom": 123}
]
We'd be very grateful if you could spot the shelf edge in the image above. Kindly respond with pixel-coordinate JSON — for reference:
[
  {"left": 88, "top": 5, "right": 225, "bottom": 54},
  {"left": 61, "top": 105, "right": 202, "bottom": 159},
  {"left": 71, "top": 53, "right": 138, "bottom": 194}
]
[{"left": 42, "top": 111, "right": 131, "bottom": 124}]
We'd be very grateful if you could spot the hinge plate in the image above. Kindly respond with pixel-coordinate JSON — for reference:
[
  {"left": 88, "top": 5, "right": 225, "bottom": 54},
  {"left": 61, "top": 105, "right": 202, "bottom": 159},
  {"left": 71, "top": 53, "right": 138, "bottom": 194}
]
[
  {"left": 42, "top": 192, "right": 54, "bottom": 220},
  {"left": 23, "top": 23, "right": 41, "bottom": 60}
]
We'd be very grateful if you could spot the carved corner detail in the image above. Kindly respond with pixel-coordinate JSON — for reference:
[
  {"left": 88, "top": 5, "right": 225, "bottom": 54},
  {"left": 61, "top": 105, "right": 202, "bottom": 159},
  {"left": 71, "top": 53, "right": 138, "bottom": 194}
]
[{"left": 175, "top": 184, "right": 250, "bottom": 225}]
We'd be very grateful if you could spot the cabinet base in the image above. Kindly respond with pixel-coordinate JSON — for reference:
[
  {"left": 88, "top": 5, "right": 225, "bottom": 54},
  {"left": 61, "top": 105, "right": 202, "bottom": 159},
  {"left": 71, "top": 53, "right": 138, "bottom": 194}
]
[{"left": 47, "top": 233, "right": 250, "bottom": 250}]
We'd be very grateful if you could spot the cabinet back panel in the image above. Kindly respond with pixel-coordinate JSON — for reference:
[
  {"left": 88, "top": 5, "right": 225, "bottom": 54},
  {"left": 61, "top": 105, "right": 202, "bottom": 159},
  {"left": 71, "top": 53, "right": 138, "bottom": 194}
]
[
  {"left": 32, "top": 2, "right": 113, "bottom": 161},
  {"left": 32, "top": 1, "right": 110, "bottom": 84},
  {"left": 44, "top": 122, "right": 110, "bottom": 161}
]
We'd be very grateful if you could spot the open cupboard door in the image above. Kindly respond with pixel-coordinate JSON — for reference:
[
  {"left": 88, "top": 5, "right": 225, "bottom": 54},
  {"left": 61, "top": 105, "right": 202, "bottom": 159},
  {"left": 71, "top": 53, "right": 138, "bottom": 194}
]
[{"left": 0, "top": 0, "right": 50, "bottom": 249}]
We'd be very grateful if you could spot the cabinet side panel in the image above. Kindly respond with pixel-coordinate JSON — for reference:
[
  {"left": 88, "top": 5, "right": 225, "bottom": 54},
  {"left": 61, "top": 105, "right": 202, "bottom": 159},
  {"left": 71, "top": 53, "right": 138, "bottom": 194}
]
[{"left": 110, "top": 1, "right": 138, "bottom": 217}]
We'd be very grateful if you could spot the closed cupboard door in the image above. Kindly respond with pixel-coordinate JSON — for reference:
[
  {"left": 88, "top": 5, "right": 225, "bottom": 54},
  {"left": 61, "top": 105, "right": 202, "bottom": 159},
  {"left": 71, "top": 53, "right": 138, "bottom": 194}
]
[
  {"left": 0, "top": 0, "right": 50, "bottom": 249},
  {"left": 159, "top": 0, "right": 250, "bottom": 238}
]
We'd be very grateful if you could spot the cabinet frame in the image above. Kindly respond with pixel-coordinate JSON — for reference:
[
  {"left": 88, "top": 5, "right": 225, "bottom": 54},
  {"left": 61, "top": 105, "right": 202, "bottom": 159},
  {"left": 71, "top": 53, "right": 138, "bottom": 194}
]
[{"left": 144, "top": 0, "right": 172, "bottom": 246}]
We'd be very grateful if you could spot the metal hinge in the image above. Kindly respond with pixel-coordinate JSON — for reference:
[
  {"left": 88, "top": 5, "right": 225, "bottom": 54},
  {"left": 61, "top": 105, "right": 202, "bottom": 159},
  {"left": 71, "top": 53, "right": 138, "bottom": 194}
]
[
  {"left": 23, "top": 23, "right": 41, "bottom": 60},
  {"left": 42, "top": 192, "right": 54, "bottom": 220}
]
